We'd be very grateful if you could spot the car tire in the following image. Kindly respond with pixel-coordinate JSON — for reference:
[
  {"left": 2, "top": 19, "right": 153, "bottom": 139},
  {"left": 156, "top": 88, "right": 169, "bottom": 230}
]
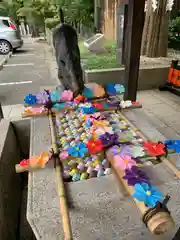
[{"left": 0, "top": 40, "right": 11, "bottom": 55}]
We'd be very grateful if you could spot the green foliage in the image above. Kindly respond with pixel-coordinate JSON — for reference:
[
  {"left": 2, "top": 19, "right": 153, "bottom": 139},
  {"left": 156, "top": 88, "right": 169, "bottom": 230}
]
[
  {"left": 56, "top": 0, "right": 94, "bottom": 26},
  {"left": 45, "top": 17, "right": 59, "bottom": 29},
  {"left": 0, "top": 0, "right": 21, "bottom": 21},
  {"left": 79, "top": 40, "right": 121, "bottom": 70},
  {"left": 169, "top": 17, "right": 180, "bottom": 39}
]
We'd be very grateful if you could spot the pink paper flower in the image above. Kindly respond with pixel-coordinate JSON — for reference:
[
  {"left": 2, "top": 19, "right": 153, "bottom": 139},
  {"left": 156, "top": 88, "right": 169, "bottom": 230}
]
[
  {"left": 114, "top": 155, "right": 136, "bottom": 170},
  {"left": 61, "top": 90, "right": 73, "bottom": 101},
  {"left": 59, "top": 151, "right": 69, "bottom": 160}
]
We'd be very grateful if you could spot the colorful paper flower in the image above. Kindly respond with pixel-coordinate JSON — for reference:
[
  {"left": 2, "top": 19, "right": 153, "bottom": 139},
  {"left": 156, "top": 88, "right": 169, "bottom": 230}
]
[
  {"left": 59, "top": 151, "right": 69, "bottom": 160},
  {"left": 114, "top": 155, "right": 136, "bottom": 170},
  {"left": 20, "top": 159, "right": 29, "bottom": 166},
  {"left": 87, "top": 139, "right": 104, "bottom": 154},
  {"left": 123, "top": 166, "right": 150, "bottom": 186},
  {"left": 164, "top": 140, "right": 180, "bottom": 153},
  {"left": 92, "top": 120, "right": 110, "bottom": 131},
  {"left": 132, "top": 146, "right": 145, "bottom": 158},
  {"left": 50, "top": 89, "right": 61, "bottom": 102},
  {"left": 93, "top": 85, "right": 105, "bottom": 97},
  {"left": 92, "top": 103, "right": 103, "bottom": 110},
  {"left": 74, "top": 95, "right": 86, "bottom": 104},
  {"left": 132, "top": 183, "right": 164, "bottom": 208},
  {"left": 143, "top": 141, "right": 165, "bottom": 156},
  {"left": 24, "top": 106, "right": 45, "bottom": 114},
  {"left": 84, "top": 119, "right": 92, "bottom": 128},
  {"left": 61, "top": 90, "right": 73, "bottom": 101},
  {"left": 105, "top": 83, "right": 116, "bottom": 95},
  {"left": 82, "top": 87, "right": 94, "bottom": 99},
  {"left": 81, "top": 106, "right": 97, "bottom": 114},
  {"left": 109, "top": 145, "right": 132, "bottom": 157},
  {"left": 114, "top": 84, "right": 125, "bottom": 94},
  {"left": 52, "top": 103, "right": 65, "bottom": 110},
  {"left": 72, "top": 173, "right": 81, "bottom": 181},
  {"left": 28, "top": 152, "right": 49, "bottom": 168},
  {"left": 68, "top": 142, "right": 88, "bottom": 158},
  {"left": 100, "top": 132, "right": 119, "bottom": 147},
  {"left": 36, "top": 91, "right": 49, "bottom": 104},
  {"left": 120, "top": 100, "right": 132, "bottom": 109},
  {"left": 24, "top": 94, "right": 37, "bottom": 104}
]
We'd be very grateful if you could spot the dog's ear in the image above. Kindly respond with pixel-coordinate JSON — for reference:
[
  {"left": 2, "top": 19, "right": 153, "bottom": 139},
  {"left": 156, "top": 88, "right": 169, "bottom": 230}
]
[{"left": 59, "top": 7, "right": 64, "bottom": 23}]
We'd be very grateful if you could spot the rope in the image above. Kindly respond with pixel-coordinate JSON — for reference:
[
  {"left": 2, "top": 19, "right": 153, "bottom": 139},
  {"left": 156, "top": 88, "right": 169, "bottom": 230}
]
[{"left": 142, "top": 195, "right": 171, "bottom": 227}]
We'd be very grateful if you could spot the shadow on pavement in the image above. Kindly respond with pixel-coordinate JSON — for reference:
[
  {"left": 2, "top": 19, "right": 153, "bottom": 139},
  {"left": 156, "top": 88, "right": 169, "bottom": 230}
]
[{"left": 13, "top": 49, "right": 33, "bottom": 54}]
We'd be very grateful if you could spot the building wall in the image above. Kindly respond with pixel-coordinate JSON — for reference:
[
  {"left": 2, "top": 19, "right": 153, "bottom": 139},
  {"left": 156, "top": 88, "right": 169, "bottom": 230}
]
[{"left": 101, "top": 0, "right": 120, "bottom": 40}]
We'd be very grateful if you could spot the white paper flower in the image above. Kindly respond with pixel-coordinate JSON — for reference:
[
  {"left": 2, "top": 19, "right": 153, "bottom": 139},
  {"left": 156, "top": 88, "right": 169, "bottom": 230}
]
[{"left": 120, "top": 100, "right": 132, "bottom": 109}]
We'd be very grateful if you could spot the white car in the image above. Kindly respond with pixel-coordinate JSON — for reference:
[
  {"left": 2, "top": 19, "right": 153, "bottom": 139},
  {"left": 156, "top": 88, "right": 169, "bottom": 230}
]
[{"left": 0, "top": 16, "right": 23, "bottom": 54}]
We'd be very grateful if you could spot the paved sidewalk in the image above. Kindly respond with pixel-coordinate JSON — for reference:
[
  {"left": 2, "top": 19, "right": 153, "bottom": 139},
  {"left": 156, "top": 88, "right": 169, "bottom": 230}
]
[{"left": 137, "top": 90, "right": 180, "bottom": 138}]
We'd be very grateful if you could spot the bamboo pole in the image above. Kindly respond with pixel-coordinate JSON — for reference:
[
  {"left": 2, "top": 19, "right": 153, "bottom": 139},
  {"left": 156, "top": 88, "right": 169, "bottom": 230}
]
[
  {"left": 48, "top": 113, "right": 73, "bottom": 240},
  {"left": 106, "top": 151, "right": 174, "bottom": 235},
  {"left": 118, "top": 111, "right": 180, "bottom": 178},
  {"left": 22, "top": 104, "right": 142, "bottom": 118}
]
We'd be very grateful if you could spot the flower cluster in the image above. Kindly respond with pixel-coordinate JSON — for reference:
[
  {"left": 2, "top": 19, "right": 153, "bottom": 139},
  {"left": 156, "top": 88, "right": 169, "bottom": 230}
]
[{"left": 109, "top": 145, "right": 164, "bottom": 208}]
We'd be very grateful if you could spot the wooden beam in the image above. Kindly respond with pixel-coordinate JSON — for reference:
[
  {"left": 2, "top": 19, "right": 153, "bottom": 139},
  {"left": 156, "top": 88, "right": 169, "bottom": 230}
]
[{"left": 124, "top": 0, "right": 145, "bottom": 101}]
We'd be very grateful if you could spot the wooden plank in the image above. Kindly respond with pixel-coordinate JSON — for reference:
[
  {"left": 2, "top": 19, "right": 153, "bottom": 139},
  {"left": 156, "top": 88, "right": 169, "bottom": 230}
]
[{"left": 124, "top": 0, "right": 145, "bottom": 101}]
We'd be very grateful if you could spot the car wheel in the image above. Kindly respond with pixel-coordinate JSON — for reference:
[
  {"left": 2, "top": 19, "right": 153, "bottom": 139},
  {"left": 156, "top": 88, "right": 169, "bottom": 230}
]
[{"left": 0, "top": 40, "right": 11, "bottom": 54}]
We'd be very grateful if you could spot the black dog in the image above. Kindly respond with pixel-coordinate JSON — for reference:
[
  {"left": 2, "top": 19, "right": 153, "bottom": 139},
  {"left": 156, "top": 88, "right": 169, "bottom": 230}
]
[{"left": 52, "top": 8, "right": 84, "bottom": 94}]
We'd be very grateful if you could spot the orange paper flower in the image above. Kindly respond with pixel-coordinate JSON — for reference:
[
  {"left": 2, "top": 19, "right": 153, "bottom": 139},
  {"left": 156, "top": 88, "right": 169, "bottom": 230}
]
[
  {"left": 93, "top": 85, "right": 105, "bottom": 97},
  {"left": 91, "top": 119, "right": 110, "bottom": 131},
  {"left": 30, "top": 152, "right": 49, "bottom": 168},
  {"left": 74, "top": 95, "right": 86, "bottom": 103}
]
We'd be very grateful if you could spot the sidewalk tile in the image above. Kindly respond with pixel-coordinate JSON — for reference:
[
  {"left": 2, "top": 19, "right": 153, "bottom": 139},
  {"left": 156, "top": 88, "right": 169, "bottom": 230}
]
[
  {"left": 9, "top": 104, "right": 24, "bottom": 118},
  {"left": 2, "top": 106, "right": 12, "bottom": 118}
]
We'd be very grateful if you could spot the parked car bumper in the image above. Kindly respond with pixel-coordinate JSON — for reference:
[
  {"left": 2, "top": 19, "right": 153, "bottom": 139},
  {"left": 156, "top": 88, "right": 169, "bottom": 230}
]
[{"left": 11, "top": 39, "right": 23, "bottom": 49}]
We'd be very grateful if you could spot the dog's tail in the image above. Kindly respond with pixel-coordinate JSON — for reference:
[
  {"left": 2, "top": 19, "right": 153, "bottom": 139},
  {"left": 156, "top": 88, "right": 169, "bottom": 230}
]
[{"left": 59, "top": 7, "right": 64, "bottom": 23}]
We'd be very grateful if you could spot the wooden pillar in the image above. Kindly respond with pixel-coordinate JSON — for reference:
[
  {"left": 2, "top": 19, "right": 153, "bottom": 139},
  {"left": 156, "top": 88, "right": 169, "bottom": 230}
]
[
  {"left": 124, "top": 0, "right": 145, "bottom": 101},
  {"left": 116, "top": 0, "right": 128, "bottom": 65}
]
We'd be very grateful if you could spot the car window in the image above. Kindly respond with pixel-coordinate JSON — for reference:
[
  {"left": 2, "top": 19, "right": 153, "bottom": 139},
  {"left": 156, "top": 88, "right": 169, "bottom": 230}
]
[{"left": 2, "top": 20, "right": 10, "bottom": 27}]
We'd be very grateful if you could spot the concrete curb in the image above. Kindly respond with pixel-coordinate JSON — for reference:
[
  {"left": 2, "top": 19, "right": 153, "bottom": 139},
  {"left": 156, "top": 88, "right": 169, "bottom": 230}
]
[{"left": 0, "top": 51, "right": 12, "bottom": 70}]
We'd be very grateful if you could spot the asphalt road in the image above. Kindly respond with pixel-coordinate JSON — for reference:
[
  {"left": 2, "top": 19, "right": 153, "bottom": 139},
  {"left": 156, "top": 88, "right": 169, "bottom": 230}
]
[{"left": 0, "top": 38, "right": 57, "bottom": 106}]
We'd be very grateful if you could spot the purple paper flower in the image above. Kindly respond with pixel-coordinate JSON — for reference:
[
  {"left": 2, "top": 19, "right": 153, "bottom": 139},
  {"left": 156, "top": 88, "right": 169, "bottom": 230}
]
[
  {"left": 100, "top": 132, "right": 119, "bottom": 147},
  {"left": 36, "top": 91, "right": 49, "bottom": 104},
  {"left": 123, "top": 166, "right": 149, "bottom": 186},
  {"left": 109, "top": 145, "right": 132, "bottom": 156}
]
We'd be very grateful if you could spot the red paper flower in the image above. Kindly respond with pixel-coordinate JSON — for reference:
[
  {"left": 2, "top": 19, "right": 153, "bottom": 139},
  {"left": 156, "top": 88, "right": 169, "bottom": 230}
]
[
  {"left": 92, "top": 103, "right": 103, "bottom": 110},
  {"left": 20, "top": 159, "right": 29, "bottom": 166},
  {"left": 143, "top": 141, "right": 165, "bottom": 156},
  {"left": 74, "top": 95, "right": 86, "bottom": 104},
  {"left": 132, "top": 101, "right": 140, "bottom": 105},
  {"left": 87, "top": 139, "right": 104, "bottom": 154}
]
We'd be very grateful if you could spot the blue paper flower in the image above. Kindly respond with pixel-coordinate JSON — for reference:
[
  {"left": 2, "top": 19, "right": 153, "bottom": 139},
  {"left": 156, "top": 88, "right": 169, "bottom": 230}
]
[
  {"left": 78, "top": 106, "right": 97, "bottom": 114},
  {"left": 24, "top": 94, "right": 37, "bottom": 104},
  {"left": 52, "top": 103, "right": 65, "bottom": 110},
  {"left": 72, "top": 173, "right": 81, "bottom": 181},
  {"left": 114, "top": 84, "right": 125, "bottom": 94},
  {"left": 82, "top": 87, "right": 94, "bottom": 99},
  {"left": 132, "top": 183, "right": 164, "bottom": 208},
  {"left": 105, "top": 83, "right": 116, "bottom": 95},
  {"left": 85, "top": 119, "right": 92, "bottom": 128},
  {"left": 50, "top": 90, "right": 61, "bottom": 102},
  {"left": 68, "top": 142, "right": 88, "bottom": 158},
  {"left": 164, "top": 140, "right": 180, "bottom": 153}
]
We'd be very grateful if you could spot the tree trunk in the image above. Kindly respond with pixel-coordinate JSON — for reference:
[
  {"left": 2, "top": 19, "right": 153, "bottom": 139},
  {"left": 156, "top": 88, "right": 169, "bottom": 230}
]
[{"left": 141, "top": 0, "right": 169, "bottom": 57}]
